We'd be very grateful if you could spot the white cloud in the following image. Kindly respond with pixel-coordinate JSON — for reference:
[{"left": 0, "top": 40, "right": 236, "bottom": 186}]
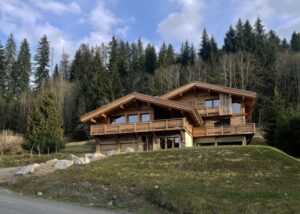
[
  {"left": 79, "top": 1, "right": 125, "bottom": 45},
  {"left": 116, "top": 26, "right": 129, "bottom": 37},
  {"left": 33, "top": 0, "right": 81, "bottom": 15},
  {"left": 157, "top": 0, "right": 204, "bottom": 44},
  {"left": 231, "top": 0, "right": 300, "bottom": 39}
]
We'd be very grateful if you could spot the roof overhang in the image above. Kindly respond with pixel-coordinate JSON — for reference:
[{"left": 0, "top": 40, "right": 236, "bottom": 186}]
[{"left": 80, "top": 92, "right": 203, "bottom": 125}]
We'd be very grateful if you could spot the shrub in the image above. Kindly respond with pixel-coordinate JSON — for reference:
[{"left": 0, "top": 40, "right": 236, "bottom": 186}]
[
  {"left": 0, "top": 130, "right": 23, "bottom": 155},
  {"left": 274, "top": 114, "right": 300, "bottom": 157}
]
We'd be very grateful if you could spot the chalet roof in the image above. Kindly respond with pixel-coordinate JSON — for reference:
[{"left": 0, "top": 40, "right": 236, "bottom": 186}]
[
  {"left": 80, "top": 92, "right": 203, "bottom": 125},
  {"left": 160, "top": 81, "right": 257, "bottom": 99},
  {"left": 160, "top": 81, "right": 257, "bottom": 119}
]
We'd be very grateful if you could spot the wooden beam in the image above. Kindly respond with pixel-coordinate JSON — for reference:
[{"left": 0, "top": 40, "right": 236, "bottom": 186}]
[
  {"left": 90, "top": 118, "right": 97, "bottom": 123},
  {"left": 101, "top": 113, "right": 107, "bottom": 119},
  {"left": 120, "top": 104, "right": 125, "bottom": 109}
]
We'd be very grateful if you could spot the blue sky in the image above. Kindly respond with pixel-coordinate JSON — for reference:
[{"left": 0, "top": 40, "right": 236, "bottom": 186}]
[{"left": 0, "top": 0, "right": 299, "bottom": 63}]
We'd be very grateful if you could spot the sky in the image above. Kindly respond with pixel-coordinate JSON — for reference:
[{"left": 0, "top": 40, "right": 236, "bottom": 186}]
[{"left": 0, "top": 0, "right": 300, "bottom": 64}]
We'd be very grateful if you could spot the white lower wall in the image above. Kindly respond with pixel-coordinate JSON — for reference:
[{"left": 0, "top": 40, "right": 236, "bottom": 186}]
[{"left": 184, "top": 131, "right": 193, "bottom": 147}]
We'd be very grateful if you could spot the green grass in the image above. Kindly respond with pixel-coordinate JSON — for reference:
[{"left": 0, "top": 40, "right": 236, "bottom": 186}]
[
  {"left": 0, "top": 141, "right": 95, "bottom": 168},
  {"left": 7, "top": 145, "right": 300, "bottom": 213}
]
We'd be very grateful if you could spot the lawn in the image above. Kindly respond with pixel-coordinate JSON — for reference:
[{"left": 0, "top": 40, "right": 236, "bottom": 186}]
[{"left": 7, "top": 145, "right": 300, "bottom": 213}]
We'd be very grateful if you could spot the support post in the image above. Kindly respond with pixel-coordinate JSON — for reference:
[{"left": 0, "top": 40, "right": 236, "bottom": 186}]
[{"left": 95, "top": 137, "right": 101, "bottom": 153}]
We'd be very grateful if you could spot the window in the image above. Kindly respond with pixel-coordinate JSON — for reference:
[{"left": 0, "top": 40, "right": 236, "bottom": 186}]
[
  {"left": 205, "top": 99, "right": 220, "bottom": 108},
  {"left": 174, "top": 137, "right": 180, "bottom": 148},
  {"left": 214, "top": 119, "right": 230, "bottom": 127},
  {"left": 232, "top": 101, "right": 241, "bottom": 114},
  {"left": 128, "top": 114, "right": 138, "bottom": 123},
  {"left": 141, "top": 113, "right": 150, "bottom": 122},
  {"left": 111, "top": 115, "right": 125, "bottom": 124}
]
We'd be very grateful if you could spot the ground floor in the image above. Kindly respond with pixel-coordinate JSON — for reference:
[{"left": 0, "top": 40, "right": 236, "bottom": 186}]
[{"left": 94, "top": 131, "right": 253, "bottom": 155}]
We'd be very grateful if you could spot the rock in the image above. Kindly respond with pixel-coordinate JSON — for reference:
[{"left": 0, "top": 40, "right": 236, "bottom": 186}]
[
  {"left": 106, "top": 150, "right": 116, "bottom": 156},
  {"left": 46, "top": 158, "right": 58, "bottom": 165},
  {"left": 73, "top": 157, "right": 90, "bottom": 165},
  {"left": 69, "top": 154, "right": 79, "bottom": 160},
  {"left": 54, "top": 160, "right": 73, "bottom": 169},
  {"left": 108, "top": 200, "right": 113, "bottom": 206},
  {"left": 85, "top": 153, "right": 105, "bottom": 160},
  {"left": 15, "top": 164, "right": 40, "bottom": 176},
  {"left": 154, "top": 185, "right": 159, "bottom": 189},
  {"left": 37, "top": 192, "right": 43, "bottom": 196},
  {"left": 124, "top": 147, "right": 135, "bottom": 153}
]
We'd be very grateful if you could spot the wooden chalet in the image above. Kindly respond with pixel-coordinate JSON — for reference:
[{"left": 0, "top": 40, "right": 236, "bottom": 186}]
[{"left": 80, "top": 81, "right": 257, "bottom": 154}]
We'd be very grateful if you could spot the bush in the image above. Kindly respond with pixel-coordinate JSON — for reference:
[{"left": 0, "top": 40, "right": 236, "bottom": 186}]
[{"left": 274, "top": 114, "right": 300, "bottom": 157}]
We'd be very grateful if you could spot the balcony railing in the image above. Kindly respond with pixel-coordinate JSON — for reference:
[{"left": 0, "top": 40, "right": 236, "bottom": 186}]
[
  {"left": 90, "top": 118, "right": 192, "bottom": 136},
  {"left": 198, "top": 107, "right": 219, "bottom": 116},
  {"left": 193, "top": 123, "right": 256, "bottom": 137}
]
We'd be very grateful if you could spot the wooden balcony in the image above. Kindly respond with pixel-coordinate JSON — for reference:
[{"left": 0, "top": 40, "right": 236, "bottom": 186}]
[
  {"left": 193, "top": 123, "right": 256, "bottom": 137},
  {"left": 198, "top": 107, "right": 219, "bottom": 116},
  {"left": 90, "top": 118, "right": 193, "bottom": 136}
]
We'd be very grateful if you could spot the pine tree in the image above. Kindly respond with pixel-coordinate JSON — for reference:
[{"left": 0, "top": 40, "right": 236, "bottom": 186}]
[
  {"left": 16, "top": 39, "right": 31, "bottom": 95},
  {"left": 157, "top": 42, "right": 167, "bottom": 67},
  {"left": 243, "top": 20, "right": 254, "bottom": 52},
  {"left": 235, "top": 19, "right": 245, "bottom": 51},
  {"left": 69, "top": 49, "right": 81, "bottom": 81},
  {"left": 52, "top": 64, "right": 60, "bottom": 80},
  {"left": 26, "top": 89, "right": 64, "bottom": 153},
  {"left": 209, "top": 36, "right": 218, "bottom": 64},
  {"left": 34, "top": 35, "right": 50, "bottom": 89},
  {"left": 4, "top": 33, "right": 17, "bottom": 99},
  {"left": 199, "top": 28, "right": 211, "bottom": 62},
  {"left": 108, "top": 36, "right": 118, "bottom": 72},
  {"left": 264, "top": 88, "right": 286, "bottom": 146},
  {"left": 254, "top": 17, "right": 265, "bottom": 54},
  {"left": 0, "top": 41, "right": 5, "bottom": 97},
  {"left": 179, "top": 40, "right": 190, "bottom": 66},
  {"left": 290, "top": 31, "right": 300, "bottom": 52},
  {"left": 189, "top": 44, "right": 196, "bottom": 66},
  {"left": 59, "top": 51, "right": 70, "bottom": 80},
  {"left": 145, "top": 44, "right": 157, "bottom": 74},
  {"left": 165, "top": 44, "right": 175, "bottom": 66},
  {"left": 137, "top": 38, "right": 145, "bottom": 72},
  {"left": 223, "top": 25, "right": 237, "bottom": 52}
]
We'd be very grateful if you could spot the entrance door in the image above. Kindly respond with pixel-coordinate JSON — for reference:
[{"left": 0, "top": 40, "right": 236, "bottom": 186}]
[
  {"left": 142, "top": 135, "right": 153, "bottom": 151},
  {"left": 159, "top": 136, "right": 180, "bottom": 149}
]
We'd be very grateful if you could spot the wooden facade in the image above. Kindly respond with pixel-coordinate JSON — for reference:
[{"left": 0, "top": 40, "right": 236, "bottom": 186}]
[{"left": 81, "top": 81, "right": 257, "bottom": 155}]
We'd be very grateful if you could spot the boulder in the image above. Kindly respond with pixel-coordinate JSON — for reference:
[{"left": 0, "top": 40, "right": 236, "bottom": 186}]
[
  {"left": 15, "top": 163, "right": 40, "bottom": 176},
  {"left": 106, "top": 150, "right": 116, "bottom": 156},
  {"left": 85, "top": 153, "right": 105, "bottom": 161},
  {"left": 46, "top": 158, "right": 58, "bottom": 165},
  {"left": 124, "top": 147, "right": 135, "bottom": 153},
  {"left": 73, "top": 157, "right": 90, "bottom": 165},
  {"left": 54, "top": 160, "right": 73, "bottom": 169}
]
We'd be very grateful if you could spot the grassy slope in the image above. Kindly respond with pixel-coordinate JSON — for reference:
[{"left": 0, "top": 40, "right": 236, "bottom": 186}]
[{"left": 9, "top": 146, "right": 300, "bottom": 214}]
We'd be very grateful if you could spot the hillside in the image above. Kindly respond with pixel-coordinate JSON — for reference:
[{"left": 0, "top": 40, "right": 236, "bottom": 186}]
[{"left": 10, "top": 146, "right": 300, "bottom": 213}]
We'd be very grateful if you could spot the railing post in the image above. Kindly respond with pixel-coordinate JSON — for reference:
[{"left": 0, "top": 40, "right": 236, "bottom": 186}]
[
  {"left": 221, "top": 125, "right": 224, "bottom": 135},
  {"left": 104, "top": 124, "right": 106, "bottom": 134},
  {"left": 205, "top": 125, "right": 207, "bottom": 136},
  {"left": 149, "top": 120, "right": 152, "bottom": 131},
  {"left": 166, "top": 119, "right": 168, "bottom": 129},
  {"left": 118, "top": 124, "right": 120, "bottom": 133},
  {"left": 134, "top": 122, "right": 136, "bottom": 132}
]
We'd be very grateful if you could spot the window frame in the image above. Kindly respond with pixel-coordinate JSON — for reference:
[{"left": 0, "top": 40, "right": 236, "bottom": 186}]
[{"left": 205, "top": 99, "right": 220, "bottom": 108}]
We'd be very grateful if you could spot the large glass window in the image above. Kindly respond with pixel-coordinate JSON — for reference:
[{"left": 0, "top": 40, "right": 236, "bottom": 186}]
[
  {"left": 174, "top": 137, "right": 180, "bottom": 148},
  {"left": 111, "top": 115, "right": 125, "bottom": 124},
  {"left": 205, "top": 99, "right": 220, "bottom": 108},
  {"left": 141, "top": 113, "right": 150, "bottom": 122},
  {"left": 128, "top": 114, "right": 139, "bottom": 123},
  {"left": 232, "top": 102, "right": 241, "bottom": 114}
]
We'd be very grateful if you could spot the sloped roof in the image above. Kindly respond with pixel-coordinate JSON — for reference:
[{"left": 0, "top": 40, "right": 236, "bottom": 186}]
[
  {"left": 80, "top": 92, "right": 203, "bottom": 125},
  {"left": 160, "top": 81, "right": 257, "bottom": 100}
]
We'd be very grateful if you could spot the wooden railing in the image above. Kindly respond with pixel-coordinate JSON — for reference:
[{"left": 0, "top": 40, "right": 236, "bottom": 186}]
[
  {"left": 193, "top": 123, "right": 256, "bottom": 137},
  {"left": 198, "top": 107, "right": 219, "bottom": 116},
  {"left": 90, "top": 118, "right": 192, "bottom": 136}
]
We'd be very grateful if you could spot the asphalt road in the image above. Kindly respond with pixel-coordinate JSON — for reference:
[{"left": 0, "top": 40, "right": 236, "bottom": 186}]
[{"left": 0, "top": 191, "right": 122, "bottom": 214}]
